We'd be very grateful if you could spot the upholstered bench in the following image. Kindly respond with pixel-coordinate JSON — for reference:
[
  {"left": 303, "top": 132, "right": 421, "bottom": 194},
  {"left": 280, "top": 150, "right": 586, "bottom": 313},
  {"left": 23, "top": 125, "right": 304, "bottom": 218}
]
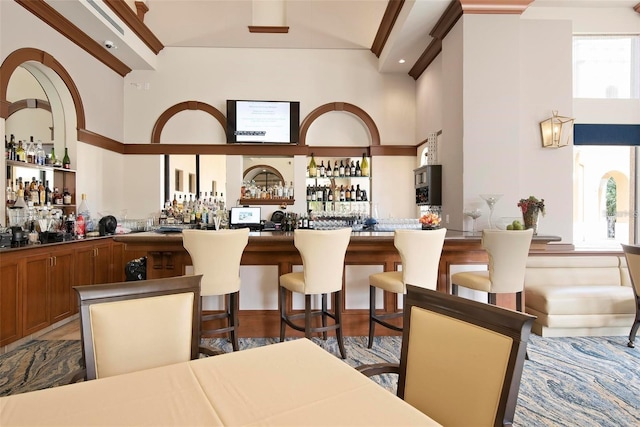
[{"left": 524, "top": 255, "right": 636, "bottom": 337}]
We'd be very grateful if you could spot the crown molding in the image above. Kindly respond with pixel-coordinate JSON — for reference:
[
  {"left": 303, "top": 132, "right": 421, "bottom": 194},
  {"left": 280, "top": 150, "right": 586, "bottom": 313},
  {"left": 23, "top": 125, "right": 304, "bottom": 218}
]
[
  {"left": 103, "top": 0, "right": 164, "bottom": 54},
  {"left": 371, "top": 0, "right": 405, "bottom": 58},
  {"left": 15, "top": 0, "right": 131, "bottom": 77}
]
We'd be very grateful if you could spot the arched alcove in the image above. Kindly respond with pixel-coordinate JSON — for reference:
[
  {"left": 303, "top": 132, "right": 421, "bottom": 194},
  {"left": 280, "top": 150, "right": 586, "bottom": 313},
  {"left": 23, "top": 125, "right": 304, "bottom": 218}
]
[{"left": 299, "top": 102, "right": 380, "bottom": 147}]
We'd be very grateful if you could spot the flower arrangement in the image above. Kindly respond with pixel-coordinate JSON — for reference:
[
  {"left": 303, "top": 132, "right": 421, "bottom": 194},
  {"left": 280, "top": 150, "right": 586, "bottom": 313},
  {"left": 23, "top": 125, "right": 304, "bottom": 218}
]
[
  {"left": 517, "top": 196, "right": 545, "bottom": 216},
  {"left": 419, "top": 212, "right": 441, "bottom": 227}
]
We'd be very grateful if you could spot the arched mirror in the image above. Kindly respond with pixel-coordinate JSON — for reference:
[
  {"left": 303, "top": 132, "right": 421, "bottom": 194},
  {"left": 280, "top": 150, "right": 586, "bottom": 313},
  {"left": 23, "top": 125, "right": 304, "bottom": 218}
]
[{"left": 243, "top": 165, "right": 285, "bottom": 188}]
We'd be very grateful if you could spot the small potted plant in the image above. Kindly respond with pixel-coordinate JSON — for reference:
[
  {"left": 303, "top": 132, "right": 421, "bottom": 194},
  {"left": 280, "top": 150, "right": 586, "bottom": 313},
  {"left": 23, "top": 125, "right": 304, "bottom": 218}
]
[{"left": 419, "top": 212, "right": 441, "bottom": 230}]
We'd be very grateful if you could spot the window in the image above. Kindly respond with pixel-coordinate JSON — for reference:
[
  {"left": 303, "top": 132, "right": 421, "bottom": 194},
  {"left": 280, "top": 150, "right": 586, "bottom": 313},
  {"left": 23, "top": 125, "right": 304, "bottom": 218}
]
[{"left": 573, "top": 35, "right": 640, "bottom": 99}]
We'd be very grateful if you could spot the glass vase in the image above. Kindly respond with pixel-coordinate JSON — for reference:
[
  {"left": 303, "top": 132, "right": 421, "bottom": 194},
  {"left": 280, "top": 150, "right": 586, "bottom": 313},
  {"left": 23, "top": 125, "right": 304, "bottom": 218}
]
[{"left": 522, "top": 207, "right": 540, "bottom": 235}]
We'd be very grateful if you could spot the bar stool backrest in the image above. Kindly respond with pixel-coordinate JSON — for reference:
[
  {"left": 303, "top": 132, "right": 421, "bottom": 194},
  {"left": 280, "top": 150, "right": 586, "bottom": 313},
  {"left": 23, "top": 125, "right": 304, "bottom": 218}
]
[
  {"left": 395, "top": 228, "right": 446, "bottom": 290},
  {"left": 294, "top": 228, "right": 352, "bottom": 294},
  {"left": 182, "top": 228, "right": 249, "bottom": 296},
  {"left": 482, "top": 229, "right": 533, "bottom": 294}
]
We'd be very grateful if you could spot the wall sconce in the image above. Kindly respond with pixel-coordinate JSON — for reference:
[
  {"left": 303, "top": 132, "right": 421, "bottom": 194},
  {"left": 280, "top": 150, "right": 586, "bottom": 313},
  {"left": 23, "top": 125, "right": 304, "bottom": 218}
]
[{"left": 540, "top": 110, "right": 574, "bottom": 148}]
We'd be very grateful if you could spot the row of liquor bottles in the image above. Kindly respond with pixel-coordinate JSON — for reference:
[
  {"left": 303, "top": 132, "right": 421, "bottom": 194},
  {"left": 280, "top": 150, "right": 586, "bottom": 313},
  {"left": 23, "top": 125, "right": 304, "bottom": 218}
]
[
  {"left": 307, "top": 153, "right": 370, "bottom": 179},
  {"left": 5, "top": 134, "right": 71, "bottom": 169},
  {"left": 306, "top": 184, "right": 368, "bottom": 203},
  {"left": 6, "top": 177, "right": 72, "bottom": 207},
  {"left": 241, "top": 180, "right": 294, "bottom": 200},
  {"left": 161, "top": 192, "right": 227, "bottom": 225}
]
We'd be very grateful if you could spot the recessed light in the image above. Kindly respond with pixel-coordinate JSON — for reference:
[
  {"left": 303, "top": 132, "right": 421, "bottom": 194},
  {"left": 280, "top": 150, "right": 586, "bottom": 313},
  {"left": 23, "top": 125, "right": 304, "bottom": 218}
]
[{"left": 398, "top": 59, "right": 406, "bottom": 64}]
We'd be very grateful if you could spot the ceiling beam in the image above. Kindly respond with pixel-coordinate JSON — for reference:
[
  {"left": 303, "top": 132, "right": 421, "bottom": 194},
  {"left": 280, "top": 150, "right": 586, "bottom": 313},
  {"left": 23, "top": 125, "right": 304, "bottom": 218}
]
[{"left": 371, "top": 0, "right": 405, "bottom": 58}]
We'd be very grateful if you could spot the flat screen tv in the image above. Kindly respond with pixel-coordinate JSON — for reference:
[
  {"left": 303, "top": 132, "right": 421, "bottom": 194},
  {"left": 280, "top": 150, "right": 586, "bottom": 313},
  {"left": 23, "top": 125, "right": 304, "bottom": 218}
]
[
  {"left": 226, "top": 100, "right": 300, "bottom": 144},
  {"left": 229, "top": 206, "right": 262, "bottom": 229}
]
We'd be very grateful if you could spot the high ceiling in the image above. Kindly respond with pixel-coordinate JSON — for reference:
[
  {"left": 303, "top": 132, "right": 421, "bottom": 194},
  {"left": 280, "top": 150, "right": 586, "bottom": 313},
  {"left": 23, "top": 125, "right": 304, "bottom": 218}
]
[{"left": 42, "top": 0, "right": 640, "bottom": 75}]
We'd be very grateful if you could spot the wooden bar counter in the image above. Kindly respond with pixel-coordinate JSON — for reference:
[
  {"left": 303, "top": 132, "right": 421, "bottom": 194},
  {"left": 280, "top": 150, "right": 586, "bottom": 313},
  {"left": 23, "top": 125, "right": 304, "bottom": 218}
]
[{"left": 114, "top": 230, "right": 561, "bottom": 337}]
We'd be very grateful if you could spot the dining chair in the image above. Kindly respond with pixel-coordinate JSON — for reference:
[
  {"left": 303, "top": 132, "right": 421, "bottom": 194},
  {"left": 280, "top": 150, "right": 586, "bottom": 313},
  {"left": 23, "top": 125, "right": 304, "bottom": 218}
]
[
  {"left": 182, "top": 228, "right": 249, "bottom": 354},
  {"left": 279, "top": 227, "right": 351, "bottom": 359},
  {"left": 620, "top": 244, "right": 640, "bottom": 348},
  {"left": 367, "top": 228, "right": 446, "bottom": 348},
  {"left": 73, "top": 274, "right": 202, "bottom": 380},
  {"left": 357, "top": 285, "right": 535, "bottom": 427},
  {"left": 451, "top": 229, "right": 533, "bottom": 311}
]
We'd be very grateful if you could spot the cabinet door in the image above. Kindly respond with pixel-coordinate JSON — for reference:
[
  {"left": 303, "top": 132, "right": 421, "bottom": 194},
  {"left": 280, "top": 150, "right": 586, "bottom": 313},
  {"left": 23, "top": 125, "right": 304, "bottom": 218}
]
[
  {"left": 0, "top": 257, "right": 21, "bottom": 346},
  {"left": 93, "top": 242, "right": 112, "bottom": 285},
  {"left": 23, "top": 254, "right": 50, "bottom": 335},
  {"left": 50, "top": 249, "right": 75, "bottom": 323},
  {"left": 75, "top": 244, "right": 94, "bottom": 287}
]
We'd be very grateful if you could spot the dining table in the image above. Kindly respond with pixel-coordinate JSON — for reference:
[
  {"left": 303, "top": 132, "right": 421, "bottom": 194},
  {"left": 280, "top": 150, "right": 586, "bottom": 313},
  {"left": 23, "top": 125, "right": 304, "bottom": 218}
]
[{"left": 0, "top": 338, "right": 441, "bottom": 426}]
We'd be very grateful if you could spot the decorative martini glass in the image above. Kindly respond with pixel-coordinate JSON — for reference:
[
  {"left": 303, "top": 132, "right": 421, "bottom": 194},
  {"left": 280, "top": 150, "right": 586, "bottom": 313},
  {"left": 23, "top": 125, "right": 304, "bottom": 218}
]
[
  {"left": 463, "top": 208, "right": 482, "bottom": 235},
  {"left": 479, "top": 194, "right": 503, "bottom": 229}
]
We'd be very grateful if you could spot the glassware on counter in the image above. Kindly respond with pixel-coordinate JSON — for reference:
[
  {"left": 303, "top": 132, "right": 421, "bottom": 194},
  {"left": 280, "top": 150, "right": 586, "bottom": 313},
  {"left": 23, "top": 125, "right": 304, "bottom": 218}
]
[{"left": 479, "top": 194, "right": 502, "bottom": 229}]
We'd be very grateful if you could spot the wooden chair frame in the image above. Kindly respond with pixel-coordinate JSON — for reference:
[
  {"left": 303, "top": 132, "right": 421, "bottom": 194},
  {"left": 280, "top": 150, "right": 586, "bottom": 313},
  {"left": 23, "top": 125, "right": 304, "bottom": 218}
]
[
  {"left": 620, "top": 244, "right": 640, "bottom": 348},
  {"left": 73, "top": 275, "right": 202, "bottom": 381},
  {"left": 358, "top": 285, "right": 535, "bottom": 427}
]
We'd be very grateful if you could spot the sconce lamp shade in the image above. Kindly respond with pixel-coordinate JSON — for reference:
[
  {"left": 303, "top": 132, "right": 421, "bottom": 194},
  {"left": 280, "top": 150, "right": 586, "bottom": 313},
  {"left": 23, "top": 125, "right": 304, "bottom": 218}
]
[{"left": 540, "top": 110, "right": 574, "bottom": 148}]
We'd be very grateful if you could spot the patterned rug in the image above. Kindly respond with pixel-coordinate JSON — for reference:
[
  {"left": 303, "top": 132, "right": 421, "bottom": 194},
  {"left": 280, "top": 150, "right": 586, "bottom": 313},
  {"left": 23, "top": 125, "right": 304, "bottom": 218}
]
[{"left": 1, "top": 335, "right": 638, "bottom": 426}]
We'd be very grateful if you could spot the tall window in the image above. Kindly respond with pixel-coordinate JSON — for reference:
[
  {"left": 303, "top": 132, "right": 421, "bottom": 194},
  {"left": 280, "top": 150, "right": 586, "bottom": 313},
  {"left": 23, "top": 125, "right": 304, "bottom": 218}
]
[
  {"left": 573, "top": 35, "right": 640, "bottom": 99},
  {"left": 573, "top": 35, "right": 639, "bottom": 249}
]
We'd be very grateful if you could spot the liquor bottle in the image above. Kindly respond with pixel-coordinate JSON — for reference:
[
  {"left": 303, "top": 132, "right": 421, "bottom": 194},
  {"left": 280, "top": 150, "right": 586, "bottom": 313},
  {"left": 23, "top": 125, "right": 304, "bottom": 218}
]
[
  {"left": 288, "top": 181, "right": 294, "bottom": 199},
  {"left": 355, "top": 184, "right": 362, "bottom": 201},
  {"left": 350, "top": 160, "right": 356, "bottom": 177},
  {"left": 345, "top": 185, "right": 351, "bottom": 201},
  {"left": 36, "top": 141, "right": 45, "bottom": 166},
  {"left": 339, "top": 185, "right": 345, "bottom": 202},
  {"left": 350, "top": 185, "right": 356, "bottom": 201},
  {"left": 4, "top": 135, "right": 8, "bottom": 159},
  {"left": 308, "top": 153, "right": 317, "bottom": 178},
  {"left": 334, "top": 161, "right": 339, "bottom": 177},
  {"left": 45, "top": 180, "right": 52, "bottom": 205},
  {"left": 339, "top": 160, "right": 345, "bottom": 177},
  {"left": 63, "top": 187, "right": 72, "bottom": 205},
  {"left": 15, "top": 140, "right": 26, "bottom": 162},
  {"left": 38, "top": 180, "right": 46, "bottom": 206},
  {"left": 355, "top": 160, "right": 361, "bottom": 177},
  {"left": 49, "top": 146, "right": 56, "bottom": 166},
  {"left": 345, "top": 160, "right": 351, "bottom": 177},
  {"left": 63, "top": 147, "right": 71, "bottom": 169},
  {"left": 26, "top": 137, "right": 35, "bottom": 164},
  {"left": 319, "top": 160, "right": 325, "bottom": 178},
  {"left": 306, "top": 185, "right": 312, "bottom": 201},
  {"left": 172, "top": 193, "right": 178, "bottom": 209},
  {"left": 361, "top": 153, "right": 369, "bottom": 177},
  {"left": 54, "top": 187, "right": 63, "bottom": 205},
  {"left": 327, "top": 186, "right": 334, "bottom": 202},
  {"left": 326, "top": 161, "right": 332, "bottom": 178},
  {"left": 8, "top": 134, "right": 16, "bottom": 161}
]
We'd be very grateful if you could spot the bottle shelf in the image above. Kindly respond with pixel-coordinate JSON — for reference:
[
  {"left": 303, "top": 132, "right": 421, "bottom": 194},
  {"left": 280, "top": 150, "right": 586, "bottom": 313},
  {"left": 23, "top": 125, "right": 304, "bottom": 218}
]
[
  {"left": 239, "top": 198, "right": 295, "bottom": 206},
  {"left": 6, "top": 159, "right": 76, "bottom": 173}
]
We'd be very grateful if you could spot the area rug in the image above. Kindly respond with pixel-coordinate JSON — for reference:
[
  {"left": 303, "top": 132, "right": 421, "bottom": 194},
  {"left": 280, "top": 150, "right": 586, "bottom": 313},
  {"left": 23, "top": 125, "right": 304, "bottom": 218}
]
[{"left": 1, "top": 335, "right": 638, "bottom": 427}]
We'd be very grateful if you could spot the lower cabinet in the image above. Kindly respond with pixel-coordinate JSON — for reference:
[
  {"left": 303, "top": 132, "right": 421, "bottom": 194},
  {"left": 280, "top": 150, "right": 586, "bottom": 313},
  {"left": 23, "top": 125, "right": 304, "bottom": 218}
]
[
  {"left": 23, "top": 247, "right": 75, "bottom": 335},
  {"left": 0, "top": 257, "right": 21, "bottom": 347},
  {"left": 0, "top": 237, "right": 125, "bottom": 347}
]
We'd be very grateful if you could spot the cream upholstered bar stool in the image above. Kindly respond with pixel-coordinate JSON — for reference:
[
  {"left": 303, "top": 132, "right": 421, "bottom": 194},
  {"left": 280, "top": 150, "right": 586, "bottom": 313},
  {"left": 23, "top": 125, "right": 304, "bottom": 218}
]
[
  {"left": 182, "top": 228, "right": 249, "bottom": 354},
  {"left": 367, "top": 228, "right": 446, "bottom": 348},
  {"left": 451, "top": 229, "right": 533, "bottom": 311},
  {"left": 279, "top": 227, "right": 351, "bottom": 359}
]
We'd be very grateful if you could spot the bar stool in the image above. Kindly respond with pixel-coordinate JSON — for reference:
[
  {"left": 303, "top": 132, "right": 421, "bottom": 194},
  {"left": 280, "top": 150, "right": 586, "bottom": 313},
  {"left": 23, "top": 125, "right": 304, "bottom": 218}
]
[
  {"left": 279, "top": 228, "right": 351, "bottom": 359},
  {"left": 451, "top": 229, "right": 533, "bottom": 311},
  {"left": 367, "top": 228, "right": 446, "bottom": 348},
  {"left": 182, "top": 228, "right": 249, "bottom": 354}
]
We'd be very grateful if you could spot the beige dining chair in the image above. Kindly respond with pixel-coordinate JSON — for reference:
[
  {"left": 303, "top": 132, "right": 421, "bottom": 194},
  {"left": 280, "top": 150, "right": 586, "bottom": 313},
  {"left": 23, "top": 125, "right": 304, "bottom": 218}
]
[
  {"left": 451, "top": 229, "right": 534, "bottom": 311},
  {"left": 620, "top": 244, "right": 640, "bottom": 348},
  {"left": 182, "top": 228, "right": 249, "bottom": 353},
  {"left": 357, "top": 285, "right": 535, "bottom": 427},
  {"left": 279, "top": 227, "right": 351, "bottom": 359},
  {"left": 73, "top": 274, "right": 202, "bottom": 380},
  {"left": 367, "top": 228, "right": 446, "bottom": 348}
]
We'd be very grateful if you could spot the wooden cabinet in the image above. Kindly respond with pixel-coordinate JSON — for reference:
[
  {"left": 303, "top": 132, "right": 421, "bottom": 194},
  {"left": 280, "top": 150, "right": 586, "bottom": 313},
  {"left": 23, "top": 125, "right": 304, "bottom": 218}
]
[
  {"left": 75, "top": 240, "right": 113, "bottom": 286},
  {"left": 0, "top": 256, "right": 21, "bottom": 346},
  {"left": 23, "top": 247, "right": 75, "bottom": 334}
]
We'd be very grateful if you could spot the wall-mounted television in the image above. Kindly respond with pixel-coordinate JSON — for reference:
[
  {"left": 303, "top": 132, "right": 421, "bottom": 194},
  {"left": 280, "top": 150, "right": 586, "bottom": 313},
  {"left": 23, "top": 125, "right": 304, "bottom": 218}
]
[{"left": 226, "top": 100, "right": 300, "bottom": 144}]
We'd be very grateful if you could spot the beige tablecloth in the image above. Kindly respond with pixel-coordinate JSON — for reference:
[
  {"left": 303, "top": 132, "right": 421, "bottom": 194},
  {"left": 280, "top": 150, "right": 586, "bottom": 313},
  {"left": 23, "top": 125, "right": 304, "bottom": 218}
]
[{"left": 0, "top": 339, "right": 440, "bottom": 426}]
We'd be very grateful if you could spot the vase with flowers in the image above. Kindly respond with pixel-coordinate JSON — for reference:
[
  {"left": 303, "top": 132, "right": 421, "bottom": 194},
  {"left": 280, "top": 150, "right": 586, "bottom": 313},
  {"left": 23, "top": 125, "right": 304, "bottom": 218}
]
[
  {"left": 517, "top": 196, "right": 545, "bottom": 235},
  {"left": 419, "top": 212, "right": 441, "bottom": 230}
]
